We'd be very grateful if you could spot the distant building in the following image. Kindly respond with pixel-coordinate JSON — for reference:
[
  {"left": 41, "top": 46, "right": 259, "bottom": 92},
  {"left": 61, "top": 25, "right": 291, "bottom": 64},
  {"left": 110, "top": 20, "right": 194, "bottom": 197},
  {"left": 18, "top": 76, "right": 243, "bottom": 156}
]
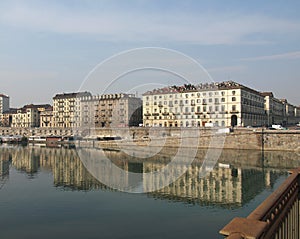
[
  {"left": 52, "top": 92, "right": 92, "bottom": 128},
  {"left": 40, "top": 106, "right": 53, "bottom": 127},
  {"left": 0, "top": 108, "right": 17, "bottom": 127},
  {"left": 94, "top": 93, "right": 142, "bottom": 128},
  {"left": 261, "top": 92, "right": 285, "bottom": 126},
  {"left": 0, "top": 94, "right": 9, "bottom": 114},
  {"left": 11, "top": 104, "right": 52, "bottom": 128},
  {"left": 79, "top": 95, "right": 101, "bottom": 129},
  {"left": 142, "top": 81, "right": 266, "bottom": 127}
]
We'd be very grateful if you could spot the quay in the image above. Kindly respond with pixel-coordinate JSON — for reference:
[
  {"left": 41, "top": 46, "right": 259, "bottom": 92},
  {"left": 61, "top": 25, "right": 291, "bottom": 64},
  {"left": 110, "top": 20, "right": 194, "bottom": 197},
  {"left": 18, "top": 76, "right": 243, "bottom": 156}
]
[{"left": 0, "top": 127, "right": 299, "bottom": 151}]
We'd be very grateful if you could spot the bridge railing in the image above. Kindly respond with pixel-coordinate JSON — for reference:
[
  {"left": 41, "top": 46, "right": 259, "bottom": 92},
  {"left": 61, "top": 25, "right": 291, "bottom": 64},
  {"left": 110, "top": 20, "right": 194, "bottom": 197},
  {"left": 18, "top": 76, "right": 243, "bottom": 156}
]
[{"left": 220, "top": 168, "right": 300, "bottom": 239}]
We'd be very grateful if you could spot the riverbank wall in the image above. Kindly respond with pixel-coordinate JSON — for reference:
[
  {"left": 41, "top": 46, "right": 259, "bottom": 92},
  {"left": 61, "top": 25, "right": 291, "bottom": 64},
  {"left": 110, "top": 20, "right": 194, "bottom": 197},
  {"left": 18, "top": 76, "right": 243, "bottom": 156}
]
[{"left": 0, "top": 127, "right": 299, "bottom": 152}]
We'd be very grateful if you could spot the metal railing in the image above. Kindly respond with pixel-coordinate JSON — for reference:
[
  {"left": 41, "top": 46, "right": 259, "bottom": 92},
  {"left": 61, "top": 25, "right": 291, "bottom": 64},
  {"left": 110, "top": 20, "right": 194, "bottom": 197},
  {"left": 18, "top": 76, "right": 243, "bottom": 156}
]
[{"left": 220, "top": 168, "right": 300, "bottom": 239}]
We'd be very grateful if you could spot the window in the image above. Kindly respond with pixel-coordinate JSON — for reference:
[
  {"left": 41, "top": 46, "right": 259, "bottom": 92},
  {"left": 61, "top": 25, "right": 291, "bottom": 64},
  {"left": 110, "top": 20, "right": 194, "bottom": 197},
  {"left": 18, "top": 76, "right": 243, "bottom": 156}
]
[
  {"left": 209, "top": 98, "right": 213, "bottom": 103},
  {"left": 232, "top": 97, "right": 236, "bottom": 102},
  {"left": 232, "top": 91, "right": 236, "bottom": 95},
  {"left": 221, "top": 91, "right": 225, "bottom": 96},
  {"left": 215, "top": 98, "right": 219, "bottom": 104},
  {"left": 185, "top": 94, "right": 189, "bottom": 98},
  {"left": 203, "top": 106, "right": 207, "bottom": 112},
  {"left": 232, "top": 105, "right": 236, "bottom": 111},
  {"left": 197, "top": 99, "right": 201, "bottom": 103},
  {"left": 221, "top": 98, "right": 225, "bottom": 102}
]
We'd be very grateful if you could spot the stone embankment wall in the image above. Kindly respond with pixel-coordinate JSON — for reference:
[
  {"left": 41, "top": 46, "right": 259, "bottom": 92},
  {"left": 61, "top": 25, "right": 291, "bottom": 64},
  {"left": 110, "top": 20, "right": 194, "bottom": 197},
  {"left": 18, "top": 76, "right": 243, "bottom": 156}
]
[{"left": 0, "top": 127, "right": 299, "bottom": 151}]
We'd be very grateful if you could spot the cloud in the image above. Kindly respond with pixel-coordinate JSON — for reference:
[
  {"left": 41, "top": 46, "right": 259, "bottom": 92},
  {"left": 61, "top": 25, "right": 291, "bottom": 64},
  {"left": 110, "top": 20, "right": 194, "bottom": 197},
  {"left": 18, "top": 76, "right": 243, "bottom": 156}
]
[
  {"left": 1, "top": 2, "right": 300, "bottom": 45},
  {"left": 240, "top": 51, "right": 300, "bottom": 61}
]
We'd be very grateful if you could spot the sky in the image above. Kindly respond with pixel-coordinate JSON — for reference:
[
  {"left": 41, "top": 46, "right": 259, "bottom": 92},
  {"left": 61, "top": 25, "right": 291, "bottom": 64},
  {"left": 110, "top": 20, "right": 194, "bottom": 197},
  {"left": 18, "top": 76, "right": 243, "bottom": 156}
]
[{"left": 0, "top": 0, "right": 300, "bottom": 107}]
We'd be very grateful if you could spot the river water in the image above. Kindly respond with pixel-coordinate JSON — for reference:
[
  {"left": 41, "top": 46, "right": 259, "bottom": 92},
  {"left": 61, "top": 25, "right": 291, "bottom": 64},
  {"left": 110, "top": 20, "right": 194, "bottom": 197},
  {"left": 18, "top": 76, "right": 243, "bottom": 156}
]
[{"left": 0, "top": 145, "right": 299, "bottom": 238}]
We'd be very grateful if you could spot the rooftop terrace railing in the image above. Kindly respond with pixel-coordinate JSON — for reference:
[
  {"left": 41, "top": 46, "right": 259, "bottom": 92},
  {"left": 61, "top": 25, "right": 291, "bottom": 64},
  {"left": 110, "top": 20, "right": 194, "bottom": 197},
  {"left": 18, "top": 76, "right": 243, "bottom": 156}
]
[{"left": 220, "top": 168, "right": 300, "bottom": 239}]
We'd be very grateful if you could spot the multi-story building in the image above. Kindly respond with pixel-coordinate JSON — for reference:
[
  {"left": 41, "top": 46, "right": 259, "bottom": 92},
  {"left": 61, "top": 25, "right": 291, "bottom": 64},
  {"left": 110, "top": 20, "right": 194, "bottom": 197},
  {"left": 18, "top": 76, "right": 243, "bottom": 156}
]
[
  {"left": 40, "top": 106, "right": 53, "bottom": 127},
  {"left": 261, "top": 92, "right": 285, "bottom": 126},
  {"left": 95, "top": 93, "right": 142, "bottom": 128},
  {"left": 11, "top": 104, "right": 51, "bottom": 128},
  {"left": 79, "top": 95, "right": 101, "bottom": 129},
  {"left": 142, "top": 81, "right": 266, "bottom": 128},
  {"left": 0, "top": 94, "right": 9, "bottom": 114},
  {"left": 52, "top": 92, "right": 92, "bottom": 128},
  {"left": 0, "top": 108, "right": 17, "bottom": 127}
]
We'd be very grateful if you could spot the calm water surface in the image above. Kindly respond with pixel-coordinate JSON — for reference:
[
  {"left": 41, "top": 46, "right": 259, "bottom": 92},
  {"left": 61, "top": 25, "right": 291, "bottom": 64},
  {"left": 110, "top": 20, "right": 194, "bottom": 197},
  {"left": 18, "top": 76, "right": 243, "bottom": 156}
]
[{"left": 0, "top": 145, "right": 299, "bottom": 239}]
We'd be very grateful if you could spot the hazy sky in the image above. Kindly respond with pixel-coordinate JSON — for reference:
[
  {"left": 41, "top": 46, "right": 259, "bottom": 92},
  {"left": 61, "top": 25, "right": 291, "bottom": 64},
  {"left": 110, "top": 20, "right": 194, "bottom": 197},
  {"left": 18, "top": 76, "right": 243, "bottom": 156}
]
[{"left": 0, "top": 0, "right": 300, "bottom": 107}]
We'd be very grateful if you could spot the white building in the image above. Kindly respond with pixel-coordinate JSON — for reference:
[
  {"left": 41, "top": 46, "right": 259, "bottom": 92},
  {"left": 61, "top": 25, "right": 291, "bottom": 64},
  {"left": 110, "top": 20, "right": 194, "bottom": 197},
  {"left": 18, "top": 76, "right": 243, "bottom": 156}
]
[
  {"left": 261, "top": 92, "right": 285, "bottom": 126},
  {"left": 0, "top": 94, "right": 9, "bottom": 114},
  {"left": 142, "top": 81, "right": 266, "bottom": 128}
]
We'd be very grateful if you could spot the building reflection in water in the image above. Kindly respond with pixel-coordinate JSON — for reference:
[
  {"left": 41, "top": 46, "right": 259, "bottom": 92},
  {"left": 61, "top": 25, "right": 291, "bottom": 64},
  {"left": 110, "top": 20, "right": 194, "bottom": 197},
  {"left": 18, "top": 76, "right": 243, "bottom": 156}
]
[
  {"left": 1, "top": 145, "right": 299, "bottom": 208},
  {"left": 0, "top": 147, "right": 11, "bottom": 189}
]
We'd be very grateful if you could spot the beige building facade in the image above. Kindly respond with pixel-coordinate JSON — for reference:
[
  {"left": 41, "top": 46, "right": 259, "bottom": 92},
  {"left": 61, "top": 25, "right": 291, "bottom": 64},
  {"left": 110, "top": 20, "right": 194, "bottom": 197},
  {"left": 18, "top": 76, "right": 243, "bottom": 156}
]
[
  {"left": 52, "top": 92, "right": 92, "bottom": 128},
  {"left": 143, "top": 81, "right": 266, "bottom": 128},
  {"left": 40, "top": 107, "right": 53, "bottom": 127},
  {"left": 11, "top": 104, "right": 51, "bottom": 128}
]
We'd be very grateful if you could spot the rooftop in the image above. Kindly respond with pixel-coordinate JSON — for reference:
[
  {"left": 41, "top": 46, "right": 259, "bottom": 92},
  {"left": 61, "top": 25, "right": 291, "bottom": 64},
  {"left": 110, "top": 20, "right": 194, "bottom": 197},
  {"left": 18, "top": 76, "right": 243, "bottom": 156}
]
[
  {"left": 53, "top": 91, "right": 92, "bottom": 99},
  {"left": 142, "top": 81, "right": 259, "bottom": 95}
]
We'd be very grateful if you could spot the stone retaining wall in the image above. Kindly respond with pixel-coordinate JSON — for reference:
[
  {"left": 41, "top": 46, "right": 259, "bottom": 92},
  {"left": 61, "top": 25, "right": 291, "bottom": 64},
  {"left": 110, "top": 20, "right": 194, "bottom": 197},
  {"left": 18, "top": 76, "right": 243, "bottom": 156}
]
[{"left": 0, "top": 127, "right": 299, "bottom": 151}]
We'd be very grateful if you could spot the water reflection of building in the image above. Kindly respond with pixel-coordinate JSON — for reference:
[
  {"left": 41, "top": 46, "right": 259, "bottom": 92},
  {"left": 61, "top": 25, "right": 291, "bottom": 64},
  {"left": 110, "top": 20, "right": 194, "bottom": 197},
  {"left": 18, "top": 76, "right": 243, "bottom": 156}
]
[
  {"left": 8, "top": 146, "right": 105, "bottom": 191},
  {"left": 0, "top": 146, "right": 294, "bottom": 206},
  {"left": 0, "top": 151, "right": 10, "bottom": 178},
  {"left": 144, "top": 163, "right": 281, "bottom": 207}
]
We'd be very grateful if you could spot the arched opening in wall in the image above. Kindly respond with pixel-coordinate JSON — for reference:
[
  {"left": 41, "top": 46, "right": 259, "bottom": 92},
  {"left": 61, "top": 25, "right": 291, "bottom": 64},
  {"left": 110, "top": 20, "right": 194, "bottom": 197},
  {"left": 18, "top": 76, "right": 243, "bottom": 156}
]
[{"left": 231, "top": 115, "right": 238, "bottom": 127}]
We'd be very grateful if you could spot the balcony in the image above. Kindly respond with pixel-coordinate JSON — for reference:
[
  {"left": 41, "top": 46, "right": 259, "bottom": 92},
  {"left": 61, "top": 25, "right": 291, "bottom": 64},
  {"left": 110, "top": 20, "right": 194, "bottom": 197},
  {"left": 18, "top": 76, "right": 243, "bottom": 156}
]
[
  {"left": 195, "top": 112, "right": 203, "bottom": 115},
  {"left": 158, "top": 104, "right": 163, "bottom": 107},
  {"left": 162, "top": 112, "right": 169, "bottom": 116},
  {"left": 152, "top": 113, "right": 159, "bottom": 116},
  {"left": 144, "top": 113, "right": 151, "bottom": 116},
  {"left": 230, "top": 110, "right": 239, "bottom": 114}
]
